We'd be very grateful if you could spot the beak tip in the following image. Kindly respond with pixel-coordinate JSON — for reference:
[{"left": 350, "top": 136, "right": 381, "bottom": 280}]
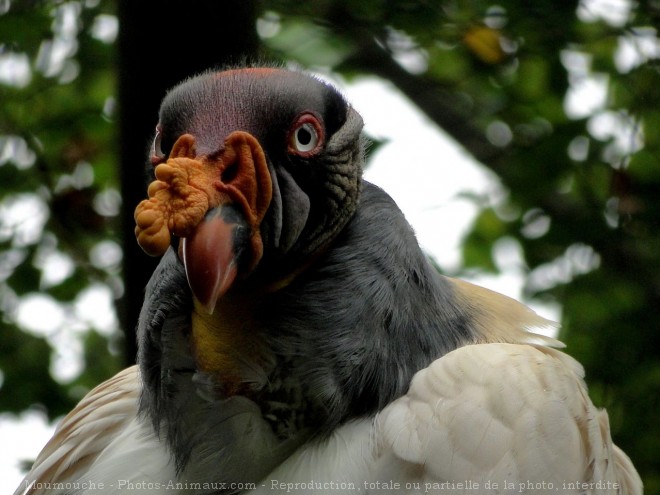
[{"left": 199, "top": 298, "right": 217, "bottom": 316}]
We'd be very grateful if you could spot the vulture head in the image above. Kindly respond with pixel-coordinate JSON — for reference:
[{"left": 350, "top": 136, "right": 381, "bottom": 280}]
[{"left": 136, "top": 67, "right": 364, "bottom": 312}]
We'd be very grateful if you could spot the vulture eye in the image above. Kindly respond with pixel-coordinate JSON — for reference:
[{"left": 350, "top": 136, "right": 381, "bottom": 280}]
[
  {"left": 288, "top": 113, "right": 324, "bottom": 157},
  {"left": 151, "top": 125, "right": 166, "bottom": 166}
]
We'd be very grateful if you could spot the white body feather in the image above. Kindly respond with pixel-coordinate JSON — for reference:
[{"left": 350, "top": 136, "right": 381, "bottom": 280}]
[
  {"left": 250, "top": 343, "right": 641, "bottom": 495},
  {"left": 14, "top": 367, "right": 174, "bottom": 495},
  {"left": 15, "top": 343, "right": 642, "bottom": 495}
]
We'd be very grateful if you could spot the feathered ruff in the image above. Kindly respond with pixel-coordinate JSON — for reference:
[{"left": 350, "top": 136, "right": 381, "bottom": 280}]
[{"left": 250, "top": 343, "right": 642, "bottom": 495}]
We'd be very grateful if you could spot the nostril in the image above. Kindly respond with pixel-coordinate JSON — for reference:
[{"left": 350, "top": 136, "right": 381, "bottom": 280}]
[{"left": 221, "top": 161, "right": 239, "bottom": 185}]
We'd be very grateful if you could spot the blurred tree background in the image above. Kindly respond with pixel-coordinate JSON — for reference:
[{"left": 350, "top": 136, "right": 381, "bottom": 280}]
[{"left": 1, "top": 0, "right": 658, "bottom": 491}]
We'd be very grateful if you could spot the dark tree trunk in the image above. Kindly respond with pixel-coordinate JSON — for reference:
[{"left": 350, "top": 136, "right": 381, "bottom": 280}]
[{"left": 116, "top": 0, "right": 260, "bottom": 364}]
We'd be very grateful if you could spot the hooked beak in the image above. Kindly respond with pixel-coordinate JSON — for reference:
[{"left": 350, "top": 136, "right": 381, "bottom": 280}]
[
  {"left": 180, "top": 204, "right": 251, "bottom": 314},
  {"left": 175, "top": 131, "right": 272, "bottom": 313}
]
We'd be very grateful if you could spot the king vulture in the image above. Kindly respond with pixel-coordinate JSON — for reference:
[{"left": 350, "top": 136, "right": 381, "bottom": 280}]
[{"left": 15, "top": 66, "right": 642, "bottom": 495}]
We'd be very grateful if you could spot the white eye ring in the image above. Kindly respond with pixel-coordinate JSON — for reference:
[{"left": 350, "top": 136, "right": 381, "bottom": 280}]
[
  {"left": 150, "top": 126, "right": 166, "bottom": 165},
  {"left": 288, "top": 113, "right": 324, "bottom": 157},
  {"left": 152, "top": 130, "right": 164, "bottom": 157},
  {"left": 292, "top": 122, "right": 319, "bottom": 153}
]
